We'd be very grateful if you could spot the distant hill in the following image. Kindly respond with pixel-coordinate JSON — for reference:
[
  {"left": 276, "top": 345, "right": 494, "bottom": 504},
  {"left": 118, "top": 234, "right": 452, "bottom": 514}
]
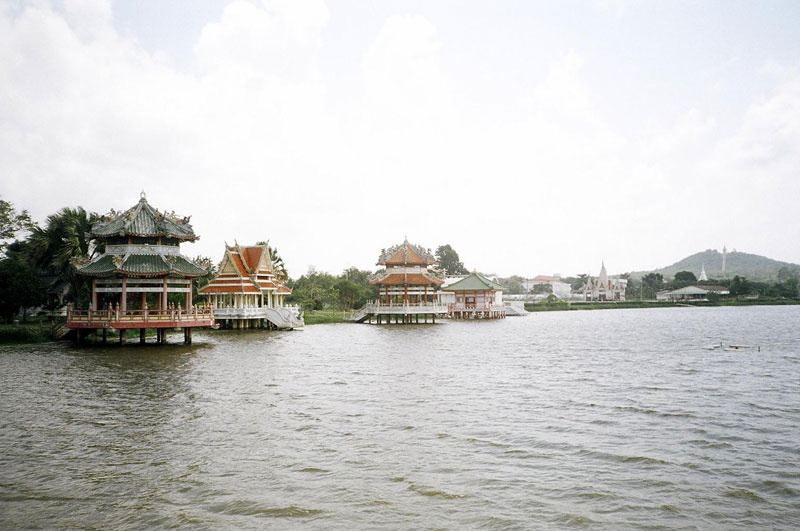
[{"left": 632, "top": 249, "right": 800, "bottom": 282}]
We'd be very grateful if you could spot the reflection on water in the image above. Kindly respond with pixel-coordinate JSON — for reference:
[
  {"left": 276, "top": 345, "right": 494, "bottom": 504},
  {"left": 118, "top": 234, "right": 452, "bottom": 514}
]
[{"left": 1, "top": 306, "right": 799, "bottom": 529}]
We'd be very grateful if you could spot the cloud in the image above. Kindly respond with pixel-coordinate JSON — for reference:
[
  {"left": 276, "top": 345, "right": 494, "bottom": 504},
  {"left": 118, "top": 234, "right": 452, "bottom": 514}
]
[{"left": 0, "top": 3, "right": 798, "bottom": 275}]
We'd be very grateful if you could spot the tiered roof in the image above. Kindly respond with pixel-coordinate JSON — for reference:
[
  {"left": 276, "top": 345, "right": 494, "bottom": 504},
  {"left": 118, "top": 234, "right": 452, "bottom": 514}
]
[
  {"left": 78, "top": 254, "right": 206, "bottom": 278},
  {"left": 199, "top": 242, "right": 291, "bottom": 295},
  {"left": 442, "top": 273, "right": 504, "bottom": 292},
  {"left": 370, "top": 239, "right": 444, "bottom": 287},
  {"left": 76, "top": 193, "right": 206, "bottom": 278},
  {"left": 377, "top": 239, "right": 436, "bottom": 266},
  {"left": 370, "top": 271, "right": 444, "bottom": 286},
  {"left": 89, "top": 192, "right": 198, "bottom": 241}
]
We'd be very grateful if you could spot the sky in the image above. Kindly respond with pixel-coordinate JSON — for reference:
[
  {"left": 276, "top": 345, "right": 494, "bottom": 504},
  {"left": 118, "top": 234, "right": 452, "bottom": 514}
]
[{"left": 1, "top": 0, "right": 799, "bottom": 278}]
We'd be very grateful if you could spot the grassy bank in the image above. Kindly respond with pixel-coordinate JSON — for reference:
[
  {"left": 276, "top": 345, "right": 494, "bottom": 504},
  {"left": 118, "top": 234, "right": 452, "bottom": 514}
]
[
  {"left": 302, "top": 309, "right": 346, "bottom": 325},
  {"left": 524, "top": 298, "right": 800, "bottom": 312},
  {"left": 0, "top": 320, "right": 56, "bottom": 344}
]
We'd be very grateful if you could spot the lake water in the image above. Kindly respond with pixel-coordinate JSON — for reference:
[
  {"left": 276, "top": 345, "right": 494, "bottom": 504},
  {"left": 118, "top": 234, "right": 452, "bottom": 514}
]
[{"left": 1, "top": 306, "right": 799, "bottom": 529}]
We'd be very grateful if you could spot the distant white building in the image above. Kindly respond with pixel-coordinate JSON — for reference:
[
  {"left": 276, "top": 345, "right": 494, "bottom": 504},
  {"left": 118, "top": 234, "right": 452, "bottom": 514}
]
[
  {"left": 522, "top": 275, "right": 572, "bottom": 299},
  {"left": 657, "top": 285, "right": 729, "bottom": 301},
  {"left": 574, "top": 262, "right": 627, "bottom": 301}
]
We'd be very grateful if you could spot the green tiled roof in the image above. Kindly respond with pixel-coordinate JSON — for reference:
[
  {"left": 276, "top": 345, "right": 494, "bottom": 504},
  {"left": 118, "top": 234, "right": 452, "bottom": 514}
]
[
  {"left": 77, "top": 253, "right": 206, "bottom": 277},
  {"left": 90, "top": 195, "right": 198, "bottom": 241},
  {"left": 443, "top": 273, "right": 505, "bottom": 292}
]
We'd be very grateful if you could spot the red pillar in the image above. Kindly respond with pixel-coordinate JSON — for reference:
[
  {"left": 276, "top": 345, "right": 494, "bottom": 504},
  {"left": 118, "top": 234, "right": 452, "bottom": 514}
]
[
  {"left": 162, "top": 277, "right": 168, "bottom": 310},
  {"left": 120, "top": 276, "right": 127, "bottom": 313},
  {"left": 91, "top": 278, "right": 97, "bottom": 311}
]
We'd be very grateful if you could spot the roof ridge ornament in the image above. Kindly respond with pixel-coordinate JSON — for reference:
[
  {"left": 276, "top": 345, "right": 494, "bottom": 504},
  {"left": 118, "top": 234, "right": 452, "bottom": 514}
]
[{"left": 140, "top": 190, "right": 146, "bottom": 201}]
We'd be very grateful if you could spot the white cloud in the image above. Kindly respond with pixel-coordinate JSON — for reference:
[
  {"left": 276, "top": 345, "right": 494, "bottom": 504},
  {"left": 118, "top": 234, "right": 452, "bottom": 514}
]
[{"left": 0, "top": 3, "right": 798, "bottom": 276}]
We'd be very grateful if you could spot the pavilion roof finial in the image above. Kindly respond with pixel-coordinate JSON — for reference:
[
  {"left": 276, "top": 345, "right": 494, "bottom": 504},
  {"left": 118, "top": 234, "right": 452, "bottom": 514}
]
[{"left": 140, "top": 190, "right": 147, "bottom": 201}]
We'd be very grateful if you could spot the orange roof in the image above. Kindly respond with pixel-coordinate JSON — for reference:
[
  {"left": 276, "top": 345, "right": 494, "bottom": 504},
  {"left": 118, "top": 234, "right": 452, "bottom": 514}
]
[
  {"left": 378, "top": 240, "right": 436, "bottom": 266},
  {"left": 371, "top": 273, "right": 444, "bottom": 286},
  {"left": 242, "top": 247, "right": 263, "bottom": 270},
  {"left": 276, "top": 285, "right": 291, "bottom": 294},
  {"left": 231, "top": 253, "right": 249, "bottom": 276}
]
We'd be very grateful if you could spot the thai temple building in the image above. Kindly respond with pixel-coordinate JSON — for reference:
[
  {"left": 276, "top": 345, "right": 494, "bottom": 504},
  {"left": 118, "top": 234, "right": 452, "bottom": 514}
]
[
  {"left": 442, "top": 272, "right": 506, "bottom": 319},
  {"left": 349, "top": 239, "right": 448, "bottom": 323},
  {"left": 576, "top": 262, "right": 627, "bottom": 301},
  {"left": 66, "top": 192, "right": 214, "bottom": 344},
  {"left": 199, "top": 242, "right": 302, "bottom": 329}
]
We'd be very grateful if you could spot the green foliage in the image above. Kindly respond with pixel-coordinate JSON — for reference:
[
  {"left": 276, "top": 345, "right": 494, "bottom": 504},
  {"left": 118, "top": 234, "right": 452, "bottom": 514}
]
[
  {"left": 674, "top": 271, "right": 697, "bottom": 282},
  {"left": 290, "top": 266, "right": 377, "bottom": 310},
  {"left": 531, "top": 283, "right": 552, "bottom": 294},
  {"left": 729, "top": 275, "right": 752, "bottom": 297},
  {"left": 641, "top": 272, "right": 664, "bottom": 300},
  {"left": 192, "top": 256, "right": 216, "bottom": 300},
  {"left": 0, "top": 255, "right": 45, "bottom": 323},
  {"left": 24, "top": 207, "right": 96, "bottom": 306},
  {"left": 435, "top": 244, "right": 468, "bottom": 275},
  {"left": 0, "top": 197, "right": 34, "bottom": 253},
  {"left": 563, "top": 274, "right": 588, "bottom": 291},
  {"left": 497, "top": 275, "right": 525, "bottom": 295}
]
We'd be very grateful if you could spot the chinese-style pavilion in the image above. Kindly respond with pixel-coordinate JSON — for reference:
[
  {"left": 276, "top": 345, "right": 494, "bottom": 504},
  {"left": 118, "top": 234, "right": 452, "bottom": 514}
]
[
  {"left": 360, "top": 239, "right": 448, "bottom": 324},
  {"left": 198, "top": 242, "right": 302, "bottom": 329},
  {"left": 442, "top": 272, "right": 505, "bottom": 319},
  {"left": 66, "top": 192, "right": 214, "bottom": 344}
]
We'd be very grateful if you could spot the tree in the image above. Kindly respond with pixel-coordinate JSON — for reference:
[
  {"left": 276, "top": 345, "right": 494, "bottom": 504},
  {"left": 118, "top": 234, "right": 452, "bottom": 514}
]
[
  {"left": 641, "top": 272, "right": 664, "bottom": 299},
  {"left": 25, "top": 207, "right": 96, "bottom": 306},
  {"left": 269, "top": 246, "right": 288, "bottom": 283},
  {"left": 192, "top": 256, "right": 216, "bottom": 300},
  {"left": 531, "top": 283, "right": 552, "bottom": 295},
  {"left": 0, "top": 197, "right": 34, "bottom": 253},
  {"left": 334, "top": 279, "right": 361, "bottom": 309},
  {"left": 674, "top": 271, "right": 697, "bottom": 282},
  {"left": 729, "top": 275, "right": 751, "bottom": 297},
  {"left": 435, "top": 244, "right": 468, "bottom": 275},
  {"left": 289, "top": 269, "right": 337, "bottom": 310},
  {"left": 498, "top": 275, "right": 525, "bottom": 295},
  {"left": 0, "top": 255, "right": 45, "bottom": 323},
  {"left": 563, "top": 274, "right": 588, "bottom": 291}
]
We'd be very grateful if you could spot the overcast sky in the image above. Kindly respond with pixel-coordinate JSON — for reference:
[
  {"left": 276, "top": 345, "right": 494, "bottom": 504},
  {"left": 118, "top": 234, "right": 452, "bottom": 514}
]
[{"left": 2, "top": 0, "right": 799, "bottom": 278}]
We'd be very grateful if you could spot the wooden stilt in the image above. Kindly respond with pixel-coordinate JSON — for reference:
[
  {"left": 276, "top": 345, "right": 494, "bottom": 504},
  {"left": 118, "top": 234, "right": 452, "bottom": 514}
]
[
  {"left": 102, "top": 328, "right": 107, "bottom": 343},
  {"left": 119, "top": 329, "right": 126, "bottom": 345},
  {"left": 140, "top": 328, "right": 146, "bottom": 344}
]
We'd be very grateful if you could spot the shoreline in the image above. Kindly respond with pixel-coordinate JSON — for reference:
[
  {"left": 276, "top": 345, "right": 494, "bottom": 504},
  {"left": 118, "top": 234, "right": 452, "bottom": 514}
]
[
  {"left": 524, "top": 298, "right": 800, "bottom": 312},
  {"left": 4, "top": 301, "right": 798, "bottom": 346}
]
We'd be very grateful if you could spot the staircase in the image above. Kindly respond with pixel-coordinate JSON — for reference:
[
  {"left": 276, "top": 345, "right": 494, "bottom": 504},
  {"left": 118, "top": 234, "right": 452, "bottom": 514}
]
[
  {"left": 52, "top": 322, "right": 74, "bottom": 340},
  {"left": 262, "top": 307, "right": 304, "bottom": 329},
  {"left": 344, "top": 307, "right": 372, "bottom": 323}
]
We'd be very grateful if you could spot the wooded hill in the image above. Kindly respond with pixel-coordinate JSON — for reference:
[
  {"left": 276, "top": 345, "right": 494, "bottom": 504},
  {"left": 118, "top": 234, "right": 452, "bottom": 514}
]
[{"left": 631, "top": 249, "right": 800, "bottom": 282}]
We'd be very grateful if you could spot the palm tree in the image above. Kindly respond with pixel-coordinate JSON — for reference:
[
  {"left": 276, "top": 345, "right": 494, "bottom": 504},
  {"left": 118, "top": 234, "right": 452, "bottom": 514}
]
[
  {"left": 25, "top": 207, "right": 97, "bottom": 305},
  {"left": 269, "top": 245, "right": 288, "bottom": 283}
]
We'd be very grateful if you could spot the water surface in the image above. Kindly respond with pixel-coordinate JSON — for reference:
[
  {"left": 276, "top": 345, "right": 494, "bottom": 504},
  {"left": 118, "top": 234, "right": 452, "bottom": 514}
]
[{"left": 1, "top": 306, "right": 799, "bottom": 529}]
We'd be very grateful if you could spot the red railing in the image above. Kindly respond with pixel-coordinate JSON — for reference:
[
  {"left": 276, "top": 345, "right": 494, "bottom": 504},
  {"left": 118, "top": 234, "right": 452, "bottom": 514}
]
[{"left": 67, "top": 307, "right": 214, "bottom": 325}]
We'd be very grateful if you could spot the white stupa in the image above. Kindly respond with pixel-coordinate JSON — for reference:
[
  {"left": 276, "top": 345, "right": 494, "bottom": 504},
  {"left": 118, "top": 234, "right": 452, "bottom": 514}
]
[{"left": 698, "top": 263, "right": 708, "bottom": 281}]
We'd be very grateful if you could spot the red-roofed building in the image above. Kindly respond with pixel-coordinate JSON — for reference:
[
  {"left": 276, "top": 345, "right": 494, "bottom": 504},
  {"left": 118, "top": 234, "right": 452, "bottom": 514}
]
[
  {"left": 354, "top": 239, "right": 448, "bottom": 324},
  {"left": 199, "top": 242, "right": 302, "bottom": 329}
]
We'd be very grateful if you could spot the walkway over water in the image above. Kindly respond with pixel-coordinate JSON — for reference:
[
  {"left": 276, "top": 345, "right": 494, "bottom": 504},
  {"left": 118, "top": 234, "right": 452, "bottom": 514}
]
[{"left": 345, "top": 302, "right": 449, "bottom": 323}]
